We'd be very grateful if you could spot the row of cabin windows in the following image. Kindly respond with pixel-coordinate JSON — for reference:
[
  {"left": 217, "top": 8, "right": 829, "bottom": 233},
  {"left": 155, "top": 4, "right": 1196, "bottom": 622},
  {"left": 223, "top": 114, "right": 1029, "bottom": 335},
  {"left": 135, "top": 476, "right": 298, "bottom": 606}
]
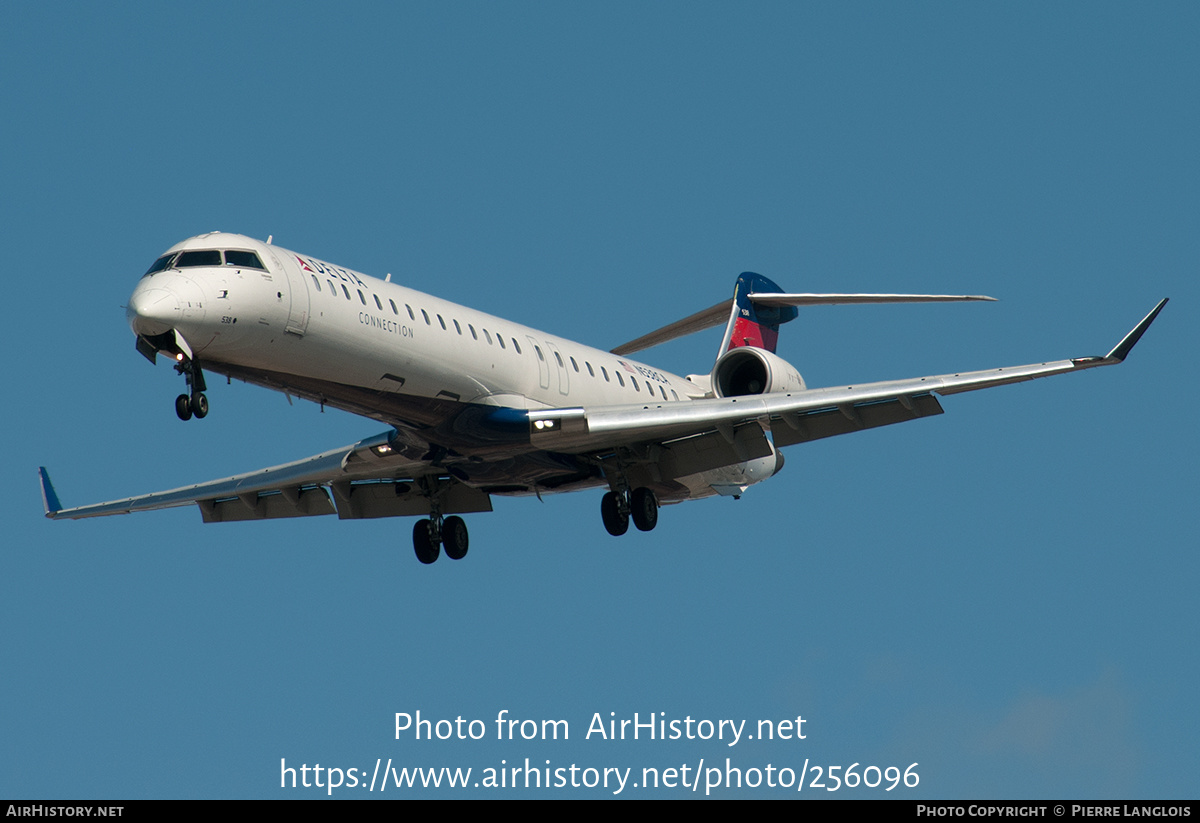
[{"left": 309, "top": 274, "right": 680, "bottom": 402}]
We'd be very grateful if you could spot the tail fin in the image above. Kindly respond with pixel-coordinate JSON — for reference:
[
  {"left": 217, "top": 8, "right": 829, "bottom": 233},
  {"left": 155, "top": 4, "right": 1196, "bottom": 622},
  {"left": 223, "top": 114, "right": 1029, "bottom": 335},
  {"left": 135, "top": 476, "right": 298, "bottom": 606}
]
[{"left": 717, "top": 272, "right": 798, "bottom": 356}]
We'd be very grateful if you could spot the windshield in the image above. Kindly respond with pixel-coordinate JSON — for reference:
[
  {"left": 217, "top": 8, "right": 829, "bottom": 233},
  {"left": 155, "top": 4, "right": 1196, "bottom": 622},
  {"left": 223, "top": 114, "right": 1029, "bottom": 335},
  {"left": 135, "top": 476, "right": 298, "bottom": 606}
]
[
  {"left": 224, "top": 250, "right": 266, "bottom": 270},
  {"left": 143, "top": 253, "right": 176, "bottom": 276},
  {"left": 175, "top": 250, "right": 223, "bottom": 268},
  {"left": 142, "top": 248, "right": 268, "bottom": 277}
]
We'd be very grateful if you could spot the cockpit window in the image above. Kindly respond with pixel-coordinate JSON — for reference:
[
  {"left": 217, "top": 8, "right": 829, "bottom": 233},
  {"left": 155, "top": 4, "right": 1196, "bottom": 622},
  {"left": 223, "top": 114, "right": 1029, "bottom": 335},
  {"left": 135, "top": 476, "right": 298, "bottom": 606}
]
[
  {"left": 143, "top": 254, "right": 177, "bottom": 276},
  {"left": 175, "top": 250, "right": 223, "bottom": 268},
  {"left": 224, "top": 250, "right": 266, "bottom": 270}
]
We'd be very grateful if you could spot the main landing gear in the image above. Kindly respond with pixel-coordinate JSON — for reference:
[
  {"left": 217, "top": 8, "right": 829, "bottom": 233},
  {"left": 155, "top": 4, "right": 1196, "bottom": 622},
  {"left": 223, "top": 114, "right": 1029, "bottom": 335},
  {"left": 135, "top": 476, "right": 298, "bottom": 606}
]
[
  {"left": 600, "top": 487, "right": 658, "bottom": 536},
  {"left": 412, "top": 514, "right": 469, "bottom": 564},
  {"left": 173, "top": 356, "right": 208, "bottom": 421}
]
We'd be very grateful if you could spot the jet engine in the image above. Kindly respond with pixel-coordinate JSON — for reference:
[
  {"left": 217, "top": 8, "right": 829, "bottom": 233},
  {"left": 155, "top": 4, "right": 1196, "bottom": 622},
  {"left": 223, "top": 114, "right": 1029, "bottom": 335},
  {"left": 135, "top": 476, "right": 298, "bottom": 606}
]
[{"left": 711, "top": 346, "right": 805, "bottom": 397}]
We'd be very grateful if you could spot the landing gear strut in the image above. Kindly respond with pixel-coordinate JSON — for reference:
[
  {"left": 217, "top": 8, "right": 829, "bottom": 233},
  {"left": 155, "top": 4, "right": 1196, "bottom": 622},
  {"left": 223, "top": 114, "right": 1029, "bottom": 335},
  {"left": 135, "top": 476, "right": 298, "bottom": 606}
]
[
  {"left": 600, "top": 487, "right": 658, "bottom": 536},
  {"left": 173, "top": 356, "right": 208, "bottom": 421}
]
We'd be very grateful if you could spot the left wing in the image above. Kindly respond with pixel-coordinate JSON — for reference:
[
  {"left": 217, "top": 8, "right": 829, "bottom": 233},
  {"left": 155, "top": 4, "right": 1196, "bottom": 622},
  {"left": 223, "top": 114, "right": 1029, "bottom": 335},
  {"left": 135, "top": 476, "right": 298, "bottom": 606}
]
[
  {"left": 535, "top": 298, "right": 1168, "bottom": 453},
  {"left": 40, "top": 430, "right": 491, "bottom": 522}
]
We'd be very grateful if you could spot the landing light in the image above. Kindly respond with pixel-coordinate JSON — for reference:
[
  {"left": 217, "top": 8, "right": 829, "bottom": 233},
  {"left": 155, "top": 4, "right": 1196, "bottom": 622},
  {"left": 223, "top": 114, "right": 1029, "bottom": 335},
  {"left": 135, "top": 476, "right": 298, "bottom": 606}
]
[
  {"left": 372, "top": 444, "right": 393, "bottom": 456},
  {"left": 533, "top": 419, "right": 557, "bottom": 431},
  {"left": 175, "top": 353, "right": 185, "bottom": 362}
]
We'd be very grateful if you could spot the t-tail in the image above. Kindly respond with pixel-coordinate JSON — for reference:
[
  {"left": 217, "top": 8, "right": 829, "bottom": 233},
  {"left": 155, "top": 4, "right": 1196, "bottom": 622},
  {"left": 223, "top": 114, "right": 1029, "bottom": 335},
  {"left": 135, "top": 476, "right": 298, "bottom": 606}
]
[
  {"left": 608, "top": 274, "right": 996, "bottom": 364},
  {"left": 717, "top": 272, "right": 798, "bottom": 356},
  {"left": 715, "top": 273, "right": 998, "bottom": 359}
]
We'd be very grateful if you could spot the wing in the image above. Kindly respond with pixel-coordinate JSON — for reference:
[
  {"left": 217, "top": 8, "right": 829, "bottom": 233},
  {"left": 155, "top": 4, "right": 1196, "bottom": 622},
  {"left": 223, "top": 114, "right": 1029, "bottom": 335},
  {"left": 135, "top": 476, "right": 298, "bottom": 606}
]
[
  {"left": 40, "top": 430, "right": 492, "bottom": 523},
  {"left": 537, "top": 299, "right": 1168, "bottom": 453}
]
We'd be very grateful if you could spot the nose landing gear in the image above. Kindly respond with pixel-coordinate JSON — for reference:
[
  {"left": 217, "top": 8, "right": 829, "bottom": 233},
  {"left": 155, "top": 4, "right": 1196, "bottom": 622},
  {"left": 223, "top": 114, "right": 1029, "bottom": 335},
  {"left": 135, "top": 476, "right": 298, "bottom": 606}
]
[{"left": 173, "top": 357, "right": 208, "bottom": 421}]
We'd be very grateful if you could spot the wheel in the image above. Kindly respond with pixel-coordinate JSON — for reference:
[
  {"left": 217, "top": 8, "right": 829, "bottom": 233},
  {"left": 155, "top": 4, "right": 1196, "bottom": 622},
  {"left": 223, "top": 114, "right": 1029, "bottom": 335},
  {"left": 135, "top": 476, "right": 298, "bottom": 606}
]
[
  {"left": 413, "top": 519, "right": 440, "bottom": 564},
  {"left": 443, "top": 516, "right": 469, "bottom": 560},
  {"left": 175, "top": 394, "right": 192, "bottom": 421},
  {"left": 190, "top": 392, "right": 209, "bottom": 419},
  {"left": 630, "top": 487, "right": 658, "bottom": 532},
  {"left": 601, "top": 491, "right": 629, "bottom": 536}
]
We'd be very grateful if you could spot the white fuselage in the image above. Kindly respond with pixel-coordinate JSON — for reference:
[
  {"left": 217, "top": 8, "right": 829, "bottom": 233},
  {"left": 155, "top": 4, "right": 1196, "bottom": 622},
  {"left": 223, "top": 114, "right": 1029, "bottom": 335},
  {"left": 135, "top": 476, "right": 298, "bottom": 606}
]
[
  {"left": 126, "top": 233, "right": 785, "bottom": 501},
  {"left": 130, "top": 232, "right": 704, "bottom": 415}
]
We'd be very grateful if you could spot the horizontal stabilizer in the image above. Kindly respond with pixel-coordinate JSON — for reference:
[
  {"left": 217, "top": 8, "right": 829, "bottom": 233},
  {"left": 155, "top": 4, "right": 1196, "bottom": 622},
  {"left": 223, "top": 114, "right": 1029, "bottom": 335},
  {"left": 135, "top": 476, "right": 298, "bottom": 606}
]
[
  {"left": 748, "top": 292, "right": 996, "bottom": 307},
  {"left": 612, "top": 290, "right": 996, "bottom": 356},
  {"left": 610, "top": 300, "right": 730, "bottom": 356}
]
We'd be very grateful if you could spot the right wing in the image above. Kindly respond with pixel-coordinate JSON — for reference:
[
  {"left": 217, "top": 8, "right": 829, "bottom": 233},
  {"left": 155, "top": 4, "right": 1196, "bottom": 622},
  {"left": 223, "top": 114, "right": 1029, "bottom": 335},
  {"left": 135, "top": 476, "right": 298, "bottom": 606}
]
[{"left": 538, "top": 298, "right": 1168, "bottom": 453}]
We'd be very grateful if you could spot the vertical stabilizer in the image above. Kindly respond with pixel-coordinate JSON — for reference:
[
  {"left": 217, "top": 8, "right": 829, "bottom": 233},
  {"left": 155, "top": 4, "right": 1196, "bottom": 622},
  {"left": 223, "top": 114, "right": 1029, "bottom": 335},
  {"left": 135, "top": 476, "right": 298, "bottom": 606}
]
[{"left": 717, "top": 272, "right": 798, "bottom": 357}]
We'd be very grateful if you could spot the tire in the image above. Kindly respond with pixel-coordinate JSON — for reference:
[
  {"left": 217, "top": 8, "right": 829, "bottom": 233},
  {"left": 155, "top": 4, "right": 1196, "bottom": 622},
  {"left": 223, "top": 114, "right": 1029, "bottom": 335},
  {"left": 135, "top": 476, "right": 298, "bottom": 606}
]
[
  {"left": 190, "top": 393, "right": 209, "bottom": 419},
  {"left": 443, "top": 516, "right": 469, "bottom": 560},
  {"left": 601, "top": 492, "right": 629, "bottom": 536},
  {"left": 175, "top": 394, "right": 192, "bottom": 421},
  {"left": 412, "top": 519, "right": 440, "bottom": 564},
  {"left": 631, "top": 487, "right": 658, "bottom": 532}
]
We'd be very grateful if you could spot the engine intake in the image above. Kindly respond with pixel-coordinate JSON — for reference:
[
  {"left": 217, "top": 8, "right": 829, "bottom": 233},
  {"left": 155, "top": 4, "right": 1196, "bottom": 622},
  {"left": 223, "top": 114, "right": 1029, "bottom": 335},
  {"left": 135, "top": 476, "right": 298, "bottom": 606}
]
[{"left": 711, "top": 347, "right": 805, "bottom": 397}]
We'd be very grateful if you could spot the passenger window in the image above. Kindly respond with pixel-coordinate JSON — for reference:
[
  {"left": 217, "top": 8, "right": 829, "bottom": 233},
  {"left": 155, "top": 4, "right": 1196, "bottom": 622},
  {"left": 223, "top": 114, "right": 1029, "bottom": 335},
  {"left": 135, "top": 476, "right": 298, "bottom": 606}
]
[
  {"left": 617, "top": 373, "right": 625, "bottom": 387},
  {"left": 389, "top": 299, "right": 398, "bottom": 315},
  {"left": 469, "top": 325, "right": 477, "bottom": 340},
  {"left": 601, "top": 366, "right": 609, "bottom": 382},
  {"left": 554, "top": 352, "right": 564, "bottom": 368},
  {"left": 535, "top": 346, "right": 544, "bottom": 361},
  {"left": 406, "top": 305, "right": 415, "bottom": 321},
  {"left": 224, "top": 250, "right": 266, "bottom": 270},
  {"left": 512, "top": 338, "right": 521, "bottom": 354},
  {"left": 483, "top": 329, "right": 492, "bottom": 345},
  {"left": 358, "top": 290, "right": 367, "bottom": 305},
  {"left": 570, "top": 356, "right": 579, "bottom": 372},
  {"left": 632, "top": 377, "right": 639, "bottom": 392},
  {"left": 671, "top": 390, "right": 679, "bottom": 400},
  {"left": 374, "top": 295, "right": 383, "bottom": 310},
  {"left": 437, "top": 314, "right": 447, "bottom": 330},
  {"left": 327, "top": 280, "right": 336, "bottom": 295},
  {"left": 498, "top": 335, "right": 506, "bottom": 349},
  {"left": 454, "top": 319, "right": 462, "bottom": 334},
  {"left": 586, "top": 362, "right": 594, "bottom": 377},
  {"left": 659, "top": 386, "right": 667, "bottom": 400},
  {"left": 176, "top": 250, "right": 222, "bottom": 267},
  {"left": 421, "top": 309, "right": 430, "bottom": 325},
  {"left": 310, "top": 275, "right": 321, "bottom": 292},
  {"left": 341, "top": 285, "right": 351, "bottom": 300}
]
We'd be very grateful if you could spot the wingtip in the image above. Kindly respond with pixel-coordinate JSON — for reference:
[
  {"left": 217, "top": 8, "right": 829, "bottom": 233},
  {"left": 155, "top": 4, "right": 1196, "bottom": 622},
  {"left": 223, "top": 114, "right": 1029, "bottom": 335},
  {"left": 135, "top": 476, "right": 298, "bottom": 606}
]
[
  {"left": 38, "top": 467, "right": 62, "bottom": 517},
  {"left": 1105, "top": 298, "right": 1169, "bottom": 362}
]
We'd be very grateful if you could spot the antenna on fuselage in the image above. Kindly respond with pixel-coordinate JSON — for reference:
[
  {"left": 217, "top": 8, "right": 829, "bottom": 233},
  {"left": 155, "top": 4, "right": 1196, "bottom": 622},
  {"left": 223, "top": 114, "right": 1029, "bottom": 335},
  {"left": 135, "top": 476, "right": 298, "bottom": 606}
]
[
  {"left": 386, "top": 273, "right": 392, "bottom": 282},
  {"left": 266, "top": 235, "right": 273, "bottom": 245}
]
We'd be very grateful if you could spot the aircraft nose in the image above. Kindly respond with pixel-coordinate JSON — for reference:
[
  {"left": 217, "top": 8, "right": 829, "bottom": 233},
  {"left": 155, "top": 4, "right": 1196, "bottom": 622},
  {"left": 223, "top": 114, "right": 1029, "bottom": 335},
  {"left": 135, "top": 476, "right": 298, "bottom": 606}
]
[{"left": 127, "top": 285, "right": 181, "bottom": 336}]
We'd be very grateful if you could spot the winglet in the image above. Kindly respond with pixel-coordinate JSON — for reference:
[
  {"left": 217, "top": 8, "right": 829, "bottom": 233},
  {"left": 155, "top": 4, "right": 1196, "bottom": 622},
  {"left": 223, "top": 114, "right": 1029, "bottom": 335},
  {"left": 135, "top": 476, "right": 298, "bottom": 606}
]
[
  {"left": 38, "top": 467, "right": 62, "bottom": 517},
  {"left": 1105, "top": 298, "right": 1168, "bottom": 362}
]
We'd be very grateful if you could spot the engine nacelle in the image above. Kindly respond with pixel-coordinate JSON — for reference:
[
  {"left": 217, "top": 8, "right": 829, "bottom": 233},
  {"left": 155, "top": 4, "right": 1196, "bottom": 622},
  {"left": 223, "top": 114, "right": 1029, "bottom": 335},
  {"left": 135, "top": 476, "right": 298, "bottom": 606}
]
[{"left": 711, "top": 346, "right": 805, "bottom": 397}]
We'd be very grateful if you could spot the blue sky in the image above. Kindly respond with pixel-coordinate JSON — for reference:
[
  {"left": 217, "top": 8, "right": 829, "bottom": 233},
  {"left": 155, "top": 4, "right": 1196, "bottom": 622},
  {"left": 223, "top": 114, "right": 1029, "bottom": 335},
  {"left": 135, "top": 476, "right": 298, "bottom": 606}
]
[{"left": 2, "top": 1, "right": 1195, "bottom": 799}]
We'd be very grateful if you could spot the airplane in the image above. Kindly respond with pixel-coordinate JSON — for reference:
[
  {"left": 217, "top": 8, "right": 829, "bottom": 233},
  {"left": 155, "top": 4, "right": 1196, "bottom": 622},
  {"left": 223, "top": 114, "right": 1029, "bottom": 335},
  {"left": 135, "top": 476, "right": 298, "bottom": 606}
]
[{"left": 39, "top": 231, "right": 1167, "bottom": 564}]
